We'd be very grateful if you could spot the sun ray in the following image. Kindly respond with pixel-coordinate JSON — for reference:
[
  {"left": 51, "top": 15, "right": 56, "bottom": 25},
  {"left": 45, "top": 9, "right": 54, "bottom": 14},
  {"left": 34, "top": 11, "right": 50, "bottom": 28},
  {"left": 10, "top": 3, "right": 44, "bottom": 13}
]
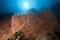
[{"left": 24, "top": 2, "right": 29, "bottom": 9}]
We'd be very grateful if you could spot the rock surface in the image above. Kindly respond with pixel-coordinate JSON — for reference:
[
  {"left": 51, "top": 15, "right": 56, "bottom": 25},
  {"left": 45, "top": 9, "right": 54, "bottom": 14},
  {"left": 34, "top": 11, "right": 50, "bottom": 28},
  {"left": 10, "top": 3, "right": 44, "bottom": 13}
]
[{"left": 0, "top": 10, "right": 57, "bottom": 40}]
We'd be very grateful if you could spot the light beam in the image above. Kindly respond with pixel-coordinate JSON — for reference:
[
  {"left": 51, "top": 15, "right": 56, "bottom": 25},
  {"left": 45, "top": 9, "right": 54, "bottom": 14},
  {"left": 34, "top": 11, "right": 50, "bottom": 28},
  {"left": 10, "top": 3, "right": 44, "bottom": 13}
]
[{"left": 24, "top": 2, "right": 29, "bottom": 9}]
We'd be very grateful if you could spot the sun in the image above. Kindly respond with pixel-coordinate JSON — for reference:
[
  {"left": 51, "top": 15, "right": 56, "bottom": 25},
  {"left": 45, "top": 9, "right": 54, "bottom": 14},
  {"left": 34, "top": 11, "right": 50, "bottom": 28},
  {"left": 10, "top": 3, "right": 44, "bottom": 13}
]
[{"left": 24, "top": 2, "right": 29, "bottom": 9}]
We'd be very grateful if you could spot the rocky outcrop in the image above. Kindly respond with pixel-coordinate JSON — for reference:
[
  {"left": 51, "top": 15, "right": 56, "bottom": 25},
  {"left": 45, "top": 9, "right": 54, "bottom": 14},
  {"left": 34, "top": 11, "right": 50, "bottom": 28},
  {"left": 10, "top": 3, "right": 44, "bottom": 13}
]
[{"left": 0, "top": 10, "right": 57, "bottom": 40}]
